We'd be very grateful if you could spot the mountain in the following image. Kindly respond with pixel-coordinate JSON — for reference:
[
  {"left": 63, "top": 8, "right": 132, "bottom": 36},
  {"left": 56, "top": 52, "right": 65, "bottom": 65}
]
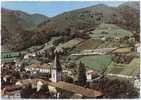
[
  {"left": 119, "top": 1, "right": 140, "bottom": 10},
  {"left": 117, "top": 2, "right": 140, "bottom": 33},
  {"left": 36, "top": 2, "right": 139, "bottom": 38},
  {"left": 36, "top": 4, "right": 118, "bottom": 33},
  {"left": 1, "top": 2, "right": 140, "bottom": 51},
  {"left": 1, "top": 8, "right": 49, "bottom": 51},
  {"left": 1, "top": 8, "right": 49, "bottom": 30}
]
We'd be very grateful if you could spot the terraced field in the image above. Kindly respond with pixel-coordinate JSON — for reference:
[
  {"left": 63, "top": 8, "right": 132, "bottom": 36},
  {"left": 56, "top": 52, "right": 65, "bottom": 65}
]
[
  {"left": 106, "top": 62, "right": 128, "bottom": 74},
  {"left": 106, "top": 58, "right": 140, "bottom": 77},
  {"left": 120, "top": 58, "right": 140, "bottom": 76},
  {"left": 57, "top": 38, "right": 83, "bottom": 49},
  {"left": 72, "top": 39, "right": 103, "bottom": 53},
  {"left": 97, "top": 40, "right": 118, "bottom": 48},
  {"left": 77, "top": 55, "right": 112, "bottom": 72}
]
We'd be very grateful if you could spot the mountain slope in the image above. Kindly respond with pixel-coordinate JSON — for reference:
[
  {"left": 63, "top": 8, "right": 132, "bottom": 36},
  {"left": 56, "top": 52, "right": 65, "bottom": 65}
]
[
  {"left": 119, "top": 1, "right": 140, "bottom": 10},
  {"left": 36, "top": 2, "right": 139, "bottom": 37},
  {"left": 117, "top": 2, "right": 140, "bottom": 33},
  {"left": 1, "top": 8, "right": 49, "bottom": 51},
  {"left": 1, "top": 8, "right": 49, "bottom": 30},
  {"left": 1, "top": 2, "right": 140, "bottom": 51},
  {"left": 37, "top": 4, "right": 119, "bottom": 33}
]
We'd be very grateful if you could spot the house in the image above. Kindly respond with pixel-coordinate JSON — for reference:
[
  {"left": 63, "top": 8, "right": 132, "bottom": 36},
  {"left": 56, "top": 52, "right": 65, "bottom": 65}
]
[
  {"left": 71, "top": 93, "right": 83, "bottom": 99},
  {"left": 114, "top": 36, "right": 120, "bottom": 42},
  {"left": 25, "top": 63, "right": 51, "bottom": 73},
  {"left": 2, "top": 85, "right": 21, "bottom": 98},
  {"left": 2, "top": 75, "right": 14, "bottom": 86},
  {"left": 86, "top": 70, "right": 99, "bottom": 82},
  {"left": 135, "top": 43, "right": 140, "bottom": 53},
  {"left": 24, "top": 53, "right": 36, "bottom": 59},
  {"left": 101, "top": 37, "right": 106, "bottom": 41},
  {"left": 1, "top": 63, "right": 4, "bottom": 67},
  {"left": 14, "top": 59, "right": 22, "bottom": 67},
  {"left": 134, "top": 78, "right": 140, "bottom": 89}
]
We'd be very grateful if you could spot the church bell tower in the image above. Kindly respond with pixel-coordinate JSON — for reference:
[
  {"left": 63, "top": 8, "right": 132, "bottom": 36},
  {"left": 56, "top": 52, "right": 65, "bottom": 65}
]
[{"left": 51, "top": 52, "right": 62, "bottom": 82}]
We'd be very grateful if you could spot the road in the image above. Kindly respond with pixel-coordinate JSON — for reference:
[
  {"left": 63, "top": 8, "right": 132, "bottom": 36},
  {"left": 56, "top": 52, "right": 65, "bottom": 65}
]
[{"left": 71, "top": 48, "right": 117, "bottom": 56}]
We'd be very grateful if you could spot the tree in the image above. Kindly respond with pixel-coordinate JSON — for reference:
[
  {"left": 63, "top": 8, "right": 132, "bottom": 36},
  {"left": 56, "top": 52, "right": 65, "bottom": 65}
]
[
  {"left": 63, "top": 75, "right": 73, "bottom": 83},
  {"left": 20, "top": 84, "right": 36, "bottom": 98},
  {"left": 89, "top": 77, "right": 139, "bottom": 98},
  {"left": 66, "top": 62, "right": 77, "bottom": 69},
  {"left": 19, "top": 52, "right": 24, "bottom": 60},
  {"left": 77, "top": 61, "right": 86, "bottom": 86}
]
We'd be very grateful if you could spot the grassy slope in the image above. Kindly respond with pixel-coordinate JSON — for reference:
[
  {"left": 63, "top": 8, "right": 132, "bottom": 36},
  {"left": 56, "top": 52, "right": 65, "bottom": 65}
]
[
  {"left": 77, "top": 55, "right": 112, "bottom": 72},
  {"left": 37, "top": 4, "right": 119, "bottom": 33},
  {"left": 90, "top": 23, "right": 133, "bottom": 38},
  {"left": 120, "top": 58, "right": 140, "bottom": 76},
  {"left": 106, "top": 58, "right": 140, "bottom": 76}
]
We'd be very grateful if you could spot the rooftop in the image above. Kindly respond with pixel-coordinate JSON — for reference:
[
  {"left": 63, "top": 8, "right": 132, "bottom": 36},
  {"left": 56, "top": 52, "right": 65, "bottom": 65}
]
[
  {"left": 17, "top": 79, "right": 103, "bottom": 97},
  {"left": 30, "top": 63, "right": 50, "bottom": 69}
]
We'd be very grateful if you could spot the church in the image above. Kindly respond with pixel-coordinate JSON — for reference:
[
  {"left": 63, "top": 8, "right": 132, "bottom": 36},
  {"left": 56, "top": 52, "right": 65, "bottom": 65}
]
[{"left": 51, "top": 52, "right": 62, "bottom": 82}]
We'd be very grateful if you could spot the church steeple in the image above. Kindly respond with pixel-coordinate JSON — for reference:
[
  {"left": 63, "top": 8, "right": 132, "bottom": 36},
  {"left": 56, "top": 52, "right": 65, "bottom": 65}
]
[
  {"left": 52, "top": 53, "right": 62, "bottom": 71},
  {"left": 51, "top": 52, "right": 62, "bottom": 82}
]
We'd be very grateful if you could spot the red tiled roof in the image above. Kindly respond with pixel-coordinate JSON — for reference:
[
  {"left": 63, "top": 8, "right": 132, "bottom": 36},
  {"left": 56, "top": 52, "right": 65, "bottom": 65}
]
[
  {"left": 30, "top": 63, "right": 50, "bottom": 69},
  {"left": 20, "top": 79, "right": 103, "bottom": 97},
  {"left": 4, "top": 79, "right": 103, "bottom": 97},
  {"left": 2, "top": 85, "right": 22, "bottom": 92}
]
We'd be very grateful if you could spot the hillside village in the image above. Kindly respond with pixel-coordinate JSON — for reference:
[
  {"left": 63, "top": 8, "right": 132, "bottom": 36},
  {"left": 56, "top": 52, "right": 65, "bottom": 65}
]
[{"left": 1, "top": 1, "right": 140, "bottom": 99}]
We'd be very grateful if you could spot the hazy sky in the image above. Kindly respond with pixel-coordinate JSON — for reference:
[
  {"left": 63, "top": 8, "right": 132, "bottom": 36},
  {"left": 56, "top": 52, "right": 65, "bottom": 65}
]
[{"left": 1, "top": 1, "right": 125, "bottom": 17}]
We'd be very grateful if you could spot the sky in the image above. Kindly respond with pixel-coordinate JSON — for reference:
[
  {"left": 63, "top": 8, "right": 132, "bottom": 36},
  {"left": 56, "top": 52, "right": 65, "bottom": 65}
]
[{"left": 1, "top": 1, "right": 125, "bottom": 17}]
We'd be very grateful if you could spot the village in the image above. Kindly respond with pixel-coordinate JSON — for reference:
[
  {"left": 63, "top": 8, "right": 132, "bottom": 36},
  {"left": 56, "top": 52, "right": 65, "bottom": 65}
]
[
  {"left": 1, "top": 29, "right": 140, "bottom": 98},
  {"left": 1, "top": 1, "right": 140, "bottom": 99}
]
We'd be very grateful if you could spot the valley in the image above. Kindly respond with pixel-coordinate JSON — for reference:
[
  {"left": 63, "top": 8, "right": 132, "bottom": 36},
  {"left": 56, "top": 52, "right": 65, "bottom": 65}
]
[{"left": 1, "top": 1, "right": 140, "bottom": 99}]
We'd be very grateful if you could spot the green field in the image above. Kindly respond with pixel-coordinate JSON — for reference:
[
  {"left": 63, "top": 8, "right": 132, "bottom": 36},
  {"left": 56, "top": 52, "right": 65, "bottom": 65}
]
[
  {"left": 1, "top": 51, "right": 20, "bottom": 62},
  {"left": 90, "top": 23, "right": 133, "bottom": 38},
  {"left": 106, "top": 58, "right": 140, "bottom": 76},
  {"left": 1, "top": 52, "right": 20, "bottom": 58},
  {"left": 77, "top": 55, "right": 112, "bottom": 72},
  {"left": 120, "top": 58, "right": 140, "bottom": 76},
  {"left": 106, "top": 62, "right": 128, "bottom": 74}
]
